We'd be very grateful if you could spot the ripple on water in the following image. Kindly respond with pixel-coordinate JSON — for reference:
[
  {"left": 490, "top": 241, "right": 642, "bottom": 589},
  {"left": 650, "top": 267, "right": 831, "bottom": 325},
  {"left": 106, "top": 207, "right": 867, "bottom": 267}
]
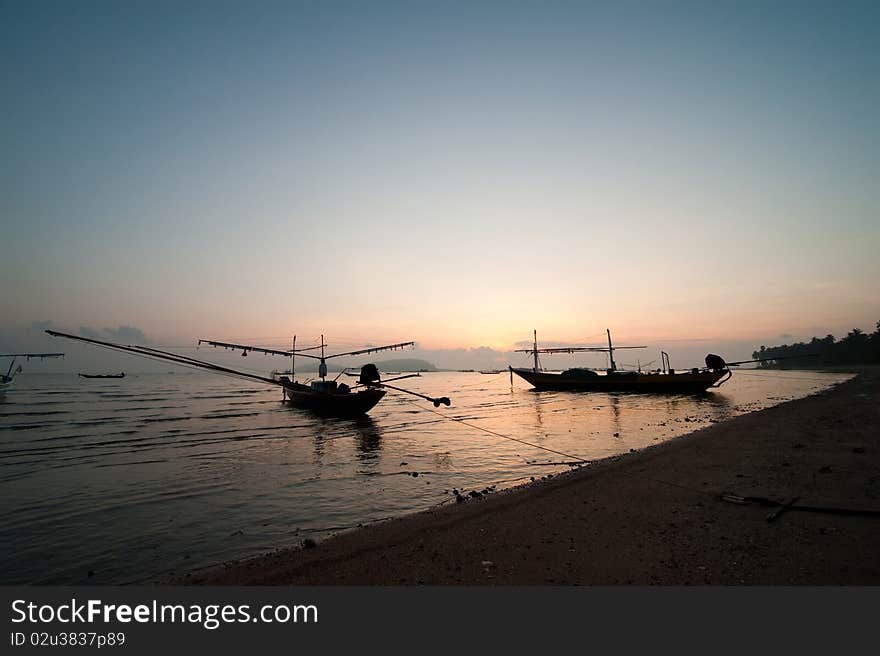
[{"left": 0, "top": 370, "right": 852, "bottom": 583}]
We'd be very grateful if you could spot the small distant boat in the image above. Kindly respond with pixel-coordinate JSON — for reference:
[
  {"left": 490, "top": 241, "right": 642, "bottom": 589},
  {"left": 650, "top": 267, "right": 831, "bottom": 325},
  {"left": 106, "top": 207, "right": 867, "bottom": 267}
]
[
  {"left": 1, "top": 352, "right": 65, "bottom": 393},
  {"left": 510, "top": 329, "right": 733, "bottom": 394},
  {"left": 480, "top": 369, "right": 503, "bottom": 374},
  {"left": 79, "top": 372, "right": 125, "bottom": 379}
]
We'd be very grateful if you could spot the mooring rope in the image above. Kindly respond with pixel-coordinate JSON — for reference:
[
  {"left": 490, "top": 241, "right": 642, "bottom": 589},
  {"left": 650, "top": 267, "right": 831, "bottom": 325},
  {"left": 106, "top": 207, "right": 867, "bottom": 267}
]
[
  {"left": 454, "top": 371, "right": 508, "bottom": 388},
  {"left": 732, "top": 370, "right": 852, "bottom": 383},
  {"left": 397, "top": 395, "right": 590, "bottom": 464}
]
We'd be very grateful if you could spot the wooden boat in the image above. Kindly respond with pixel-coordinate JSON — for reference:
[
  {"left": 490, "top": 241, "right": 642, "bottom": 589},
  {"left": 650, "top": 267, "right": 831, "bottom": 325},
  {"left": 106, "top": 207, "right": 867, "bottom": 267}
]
[
  {"left": 46, "top": 331, "right": 450, "bottom": 417},
  {"left": 1, "top": 352, "right": 65, "bottom": 393},
  {"left": 510, "top": 330, "right": 732, "bottom": 394},
  {"left": 198, "top": 336, "right": 452, "bottom": 417},
  {"left": 276, "top": 378, "right": 386, "bottom": 417},
  {"left": 79, "top": 372, "right": 125, "bottom": 379}
]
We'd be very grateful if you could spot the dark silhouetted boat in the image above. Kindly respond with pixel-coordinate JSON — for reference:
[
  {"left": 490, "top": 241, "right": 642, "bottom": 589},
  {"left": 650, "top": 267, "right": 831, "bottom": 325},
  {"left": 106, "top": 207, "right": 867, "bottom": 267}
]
[
  {"left": 199, "top": 336, "right": 451, "bottom": 417},
  {"left": 46, "top": 331, "right": 450, "bottom": 418},
  {"left": 1, "top": 352, "right": 65, "bottom": 393},
  {"left": 510, "top": 329, "right": 734, "bottom": 394},
  {"left": 78, "top": 372, "right": 125, "bottom": 379}
]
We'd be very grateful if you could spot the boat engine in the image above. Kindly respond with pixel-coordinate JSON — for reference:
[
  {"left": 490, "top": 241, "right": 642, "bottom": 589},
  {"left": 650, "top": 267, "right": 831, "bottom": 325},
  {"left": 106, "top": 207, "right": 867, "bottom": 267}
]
[
  {"left": 359, "top": 363, "right": 381, "bottom": 385},
  {"left": 705, "top": 354, "right": 727, "bottom": 371}
]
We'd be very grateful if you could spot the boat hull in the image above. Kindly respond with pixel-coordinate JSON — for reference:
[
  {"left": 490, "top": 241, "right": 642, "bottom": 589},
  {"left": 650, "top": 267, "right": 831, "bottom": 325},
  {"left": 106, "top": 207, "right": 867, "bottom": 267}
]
[
  {"left": 282, "top": 383, "right": 386, "bottom": 417},
  {"left": 511, "top": 368, "right": 727, "bottom": 394}
]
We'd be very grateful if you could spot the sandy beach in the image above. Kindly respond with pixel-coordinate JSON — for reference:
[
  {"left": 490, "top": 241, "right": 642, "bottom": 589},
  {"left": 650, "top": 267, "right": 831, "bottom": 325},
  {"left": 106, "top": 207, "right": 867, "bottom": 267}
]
[{"left": 187, "top": 369, "right": 880, "bottom": 585}]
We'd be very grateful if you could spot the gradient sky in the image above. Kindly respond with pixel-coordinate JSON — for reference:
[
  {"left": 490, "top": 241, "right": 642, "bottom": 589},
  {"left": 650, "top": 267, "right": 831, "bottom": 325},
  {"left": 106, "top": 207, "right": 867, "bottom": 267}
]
[{"left": 2, "top": 1, "right": 878, "bottom": 366}]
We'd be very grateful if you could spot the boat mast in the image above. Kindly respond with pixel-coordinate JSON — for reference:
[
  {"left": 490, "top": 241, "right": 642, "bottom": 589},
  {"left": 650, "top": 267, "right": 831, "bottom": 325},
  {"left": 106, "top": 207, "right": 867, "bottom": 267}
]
[
  {"left": 318, "top": 334, "right": 327, "bottom": 380},
  {"left": 533, "top": 329, "right": 539, "bottom": 372},
  {"left": 514, "top": 331, "right": 644, "bottom": 371},
  {"left": 607, "top": 329, "right": 617, "bottom": 372},
  {"left": 1, "top": 353, "right": 65, "bottom": 380},
  {"left": 291, "top": 335, "right": 296, "bottom": 380}
]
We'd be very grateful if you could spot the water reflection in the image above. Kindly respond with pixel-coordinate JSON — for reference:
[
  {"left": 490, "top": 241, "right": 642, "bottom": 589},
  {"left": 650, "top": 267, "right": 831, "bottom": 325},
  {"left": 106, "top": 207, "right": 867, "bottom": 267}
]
[
  {"left": 353, "top": 417, "right": 382, "bottom": 460},
  {"left": 529, "top": 390, "right": 545, "bottom": 434},
  {"left": 0, "top": 370, "right": 851, "bottom": 584},
  {"left": 697, "top": 390, "right": 734, "bottom": 413},
  {"left": 609, "top": 394, "right": 622, "bottom": 435},
  {"left": 307, "top": 415, "right": 384, "bottom": 467}
]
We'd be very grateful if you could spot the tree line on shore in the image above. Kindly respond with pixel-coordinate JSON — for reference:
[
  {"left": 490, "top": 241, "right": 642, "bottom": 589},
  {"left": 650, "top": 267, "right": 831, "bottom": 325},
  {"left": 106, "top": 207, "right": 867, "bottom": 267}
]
[{"left": 752, "top": 321, "right": 880, "bottom": 368}]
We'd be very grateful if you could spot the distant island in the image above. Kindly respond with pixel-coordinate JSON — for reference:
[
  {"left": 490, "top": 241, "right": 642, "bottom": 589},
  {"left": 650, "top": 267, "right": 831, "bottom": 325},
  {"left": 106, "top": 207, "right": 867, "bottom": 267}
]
[
  {"left": 372, "top": 358, "right": 437, "bottom": 372},
  {"left": 754, "top": 321, "right": 880, "bottom": 368}
]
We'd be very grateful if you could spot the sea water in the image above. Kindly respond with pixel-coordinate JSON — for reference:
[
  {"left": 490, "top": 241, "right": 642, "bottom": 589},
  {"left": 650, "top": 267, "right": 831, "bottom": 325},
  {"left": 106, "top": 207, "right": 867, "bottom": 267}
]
[{"left": 0, "top": 369, "right": 851, "bottom": 583}]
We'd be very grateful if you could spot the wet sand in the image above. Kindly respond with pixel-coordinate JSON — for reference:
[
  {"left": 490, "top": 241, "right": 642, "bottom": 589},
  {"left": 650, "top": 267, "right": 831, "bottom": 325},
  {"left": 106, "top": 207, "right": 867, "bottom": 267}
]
[{"left": 187, "top": 369, "right": 880, "bottom": 585}]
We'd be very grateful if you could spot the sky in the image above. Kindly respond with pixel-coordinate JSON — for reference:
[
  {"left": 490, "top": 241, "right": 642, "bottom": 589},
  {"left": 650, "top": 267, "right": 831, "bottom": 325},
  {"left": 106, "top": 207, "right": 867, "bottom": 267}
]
[{"left": 2, "top": 1, "right": 878, "bottom": 370}]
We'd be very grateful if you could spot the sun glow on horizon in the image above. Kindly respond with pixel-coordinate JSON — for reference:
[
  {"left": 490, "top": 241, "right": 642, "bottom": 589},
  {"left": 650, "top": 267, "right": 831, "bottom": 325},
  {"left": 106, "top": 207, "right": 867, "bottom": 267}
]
[{"left": 2, "top": 3, "right": 877, "bottom": 361}]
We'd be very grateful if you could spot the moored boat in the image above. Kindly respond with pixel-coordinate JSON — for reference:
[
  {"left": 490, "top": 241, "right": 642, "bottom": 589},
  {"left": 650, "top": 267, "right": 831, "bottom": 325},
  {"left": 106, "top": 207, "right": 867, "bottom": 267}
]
[
  {"left": 510, "top": 366, "right": 728, "bottom": 393},
  {"left": 198, "top": 336, "right": 449, "bottom": 416},
  {"left": 277, "top": 378, "right": 386, "bottom": 417},
  {"left": 510, "top": 330, "right": 731, "bottom": 394},
  {"left": 1, "top": 352, "right": 65, "bottom": 394},
  {"left": 46, "top": 331, "right": 450, "bottom": 418}
]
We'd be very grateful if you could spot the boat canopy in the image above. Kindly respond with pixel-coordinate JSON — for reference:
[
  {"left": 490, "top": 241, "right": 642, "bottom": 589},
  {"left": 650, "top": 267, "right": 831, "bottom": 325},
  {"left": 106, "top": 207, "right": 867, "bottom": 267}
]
[{"left": 561, "top": 368, "right": 599, "bottom": 378}]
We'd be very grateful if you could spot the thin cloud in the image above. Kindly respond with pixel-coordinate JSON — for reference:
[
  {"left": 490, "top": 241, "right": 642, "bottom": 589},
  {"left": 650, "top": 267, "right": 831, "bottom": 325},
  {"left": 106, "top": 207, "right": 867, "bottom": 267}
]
[
  {"left": 103, "top": 325, "right": 149, "bottom": 344},
  {"left": 79, "top": 326, "right": 102, "bottom": 339}
]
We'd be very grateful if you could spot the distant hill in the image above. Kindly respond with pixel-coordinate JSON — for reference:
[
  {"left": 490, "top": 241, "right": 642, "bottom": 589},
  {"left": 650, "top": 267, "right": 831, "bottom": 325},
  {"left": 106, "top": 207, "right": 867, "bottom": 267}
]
[{"left": 373, "top": 358, "right": 437, "bottom": 372}]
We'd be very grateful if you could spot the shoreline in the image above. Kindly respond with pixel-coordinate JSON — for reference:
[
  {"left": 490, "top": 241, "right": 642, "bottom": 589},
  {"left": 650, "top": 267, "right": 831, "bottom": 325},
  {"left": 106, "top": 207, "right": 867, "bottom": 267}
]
[{"left": 184, "top": 369, "right": 879, "bottom": 585}]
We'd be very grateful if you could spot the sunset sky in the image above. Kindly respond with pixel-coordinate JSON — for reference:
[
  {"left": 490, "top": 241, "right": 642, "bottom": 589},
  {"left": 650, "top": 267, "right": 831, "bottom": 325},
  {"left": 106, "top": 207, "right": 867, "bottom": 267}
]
[{"left": 2, "top": 1, "right": 878, "bottom": 369}]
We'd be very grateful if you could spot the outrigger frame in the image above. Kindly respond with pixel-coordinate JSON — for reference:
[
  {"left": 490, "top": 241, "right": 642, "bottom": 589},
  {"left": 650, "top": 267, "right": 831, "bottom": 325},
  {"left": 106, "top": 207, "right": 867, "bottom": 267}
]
[
  {"left": 514, "top": 329, "right": 646, "bottom": 373},
  {"left": 198, "top": 336, "right": 414, "bottom": 382},
  {"left": 45, "top": 330, "right": 450, "bottom": 415},
  {"left": 1, "top": 352, "right": 65, "bottom": 390},
  {"left": 198, "top": 336, "right": 450, "bottom": 408}
]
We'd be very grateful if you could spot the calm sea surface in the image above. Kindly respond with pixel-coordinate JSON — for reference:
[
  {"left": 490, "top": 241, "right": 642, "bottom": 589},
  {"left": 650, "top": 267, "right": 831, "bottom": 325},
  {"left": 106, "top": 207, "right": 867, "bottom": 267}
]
[{"left": 0, "top": 369, "right": 851, "bottom": 584}]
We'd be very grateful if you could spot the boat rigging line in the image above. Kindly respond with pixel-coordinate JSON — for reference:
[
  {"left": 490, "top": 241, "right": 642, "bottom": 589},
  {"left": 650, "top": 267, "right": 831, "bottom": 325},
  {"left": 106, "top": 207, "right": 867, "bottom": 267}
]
[
  {"left": 515, "top": 329, "right": 647, "bottom": 373},
  {"left": 724, "top": 370, "right": 853, "bottom": 383},
  {"left": 198, "top": 336, "right": 451, "bottom": 407},
  {"left": 46, "top": 331, "right": 281, "bottom": 385},
  {"left": 47, "top": 330, "right": 452, "bottom": 412}
]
